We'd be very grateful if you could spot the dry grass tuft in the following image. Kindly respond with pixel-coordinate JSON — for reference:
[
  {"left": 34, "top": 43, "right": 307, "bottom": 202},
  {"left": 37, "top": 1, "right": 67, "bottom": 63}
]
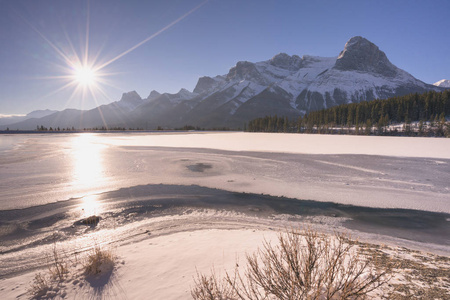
[
  {"left": 83, "top": 244, "right": 116, "bottom": 276},
  {"left": 192, "top": 228, "right": 393, "bottom": 300},
  {"left": 28, "top": 240, "right": 117, "bottom": 298}
]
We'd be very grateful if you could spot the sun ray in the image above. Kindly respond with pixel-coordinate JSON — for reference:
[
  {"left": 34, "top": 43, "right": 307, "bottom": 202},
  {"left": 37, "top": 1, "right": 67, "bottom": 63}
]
[
  {"left": 25, "top": 20, "right": 76, "bottom": 68},
  {"left": 20, "top": 0, "right": 209, "bottom": 114},
  {"left": 38, "top": 80, "right": 78, "bottom": 100},
  {"left": 84, "top": 0, "right": 90, "bottom": 67},
  {"left": 95, "top": 0, "right": 208, "bottom": 71},
  {"left": 62, "top": 27, "right": 83, "bottom": 67}
]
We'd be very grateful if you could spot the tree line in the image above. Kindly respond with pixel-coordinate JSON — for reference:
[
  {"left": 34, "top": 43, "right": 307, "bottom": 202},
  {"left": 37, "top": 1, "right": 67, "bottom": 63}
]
[
  {"left": 35, "top": 125, "right": 134, "bottom": 132},
  {"left": 246, "top": 90, "right": 450, "bottom": 137}
]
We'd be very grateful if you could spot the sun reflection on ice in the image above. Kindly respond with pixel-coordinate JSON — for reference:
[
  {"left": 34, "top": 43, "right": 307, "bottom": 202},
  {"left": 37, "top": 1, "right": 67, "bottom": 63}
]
[
  {"left": 79, "top": 194, "right": 103, "bottom": 217},
  {"left": 71, "top": 133, "right": 106, "bottom": 192}
]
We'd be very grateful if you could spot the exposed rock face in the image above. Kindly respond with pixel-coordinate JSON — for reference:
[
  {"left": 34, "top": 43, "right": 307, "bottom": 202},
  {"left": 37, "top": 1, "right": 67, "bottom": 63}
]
[
  {"left": 334, "top": 36, "right": 397, "bottom": 77},
  {"left": 193, "top": 76, "right": 217, "bottom": 94},
  {"left": 270, "top": 53, "right": 302, "bottom": 71},
  {"left": 226, "top": 61, "right": 267, "bottom": 85}
]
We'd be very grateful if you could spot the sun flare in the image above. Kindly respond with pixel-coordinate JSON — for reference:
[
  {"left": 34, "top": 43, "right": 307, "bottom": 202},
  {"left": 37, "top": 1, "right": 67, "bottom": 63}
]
[
  {"left": 73, "top": 65, "right": 97, "bottom": 87},
  {"left": 28, "top": 0, "right": 208, "bottom": 116}
]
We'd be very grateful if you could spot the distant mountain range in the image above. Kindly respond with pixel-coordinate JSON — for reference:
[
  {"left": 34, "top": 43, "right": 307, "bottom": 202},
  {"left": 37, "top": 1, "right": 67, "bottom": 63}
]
[
  {"left": 0, "top": 109, "right": 57, "bottom": 127},
  {"left": 1, "top": 36, "right": 447, "bottom": 130}
]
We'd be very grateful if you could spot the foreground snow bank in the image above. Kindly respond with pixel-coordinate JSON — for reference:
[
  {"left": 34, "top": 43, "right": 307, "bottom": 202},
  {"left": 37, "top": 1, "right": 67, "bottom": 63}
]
[
  {"left": 0, "top": 229, "right": 278, "bottom": 300},
  {"left": 2, "top": 227, "right": 449, "bottom": 300}
]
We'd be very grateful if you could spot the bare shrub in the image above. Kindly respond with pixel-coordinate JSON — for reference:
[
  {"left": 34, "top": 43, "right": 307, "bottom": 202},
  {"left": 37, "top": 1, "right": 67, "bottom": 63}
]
[
  {"left": 28, "top": 272, "right": 50, "bottom": 298},
  {"left": 191, "top": 269, "right": 238, "bottom": 300},
  {"left": 192, "top": 228, "right": 392, "bottom": 300},
  {"left": 47, "top": 243, "right": 69, "bottom": 281},
  {"left": 83, "top": 244, "right": 116, "bottom": 276},
  {"left": 28, "top": 243, "right": 69, "bottom": 298}
]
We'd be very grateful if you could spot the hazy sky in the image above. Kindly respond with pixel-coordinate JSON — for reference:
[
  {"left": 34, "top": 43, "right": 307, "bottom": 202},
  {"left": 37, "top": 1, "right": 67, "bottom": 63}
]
[{"left": 1, "top": 0, "right": 449, "bottom": 115}]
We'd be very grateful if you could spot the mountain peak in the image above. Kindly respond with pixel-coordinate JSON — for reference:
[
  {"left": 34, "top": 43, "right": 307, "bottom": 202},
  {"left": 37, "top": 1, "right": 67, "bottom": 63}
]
[
  {"left": 147, "top": 90, "right": 161, "bottom": 100},
  {"left": 339, "top": 36, "right": 369, "bottom": 53},
  {"left": 194, "top": 76, "right": 216, "bottom": 94},
  {"left": 193, "top": 76, "right": 226, "bottom": 94},
  {"left": 270, "top": 53, "right": 302, "bottom": 71},
  {"left": 178, "top": 88, "right": 194, "bottom": 97},
  {"left": 334, "top": 36, "right": 397, "bottom": 77},
  {"left": 433, "top": 79, "right": 450, "bottom": 88},
  {"left": 117, "top": 91, "right": 144, "bottom": 111},
  {"left": 227, "top": 61, "right": 259, "bottom": 80},
  {"left": 120, "top": 91, "right": 141, "bottom": 102}
]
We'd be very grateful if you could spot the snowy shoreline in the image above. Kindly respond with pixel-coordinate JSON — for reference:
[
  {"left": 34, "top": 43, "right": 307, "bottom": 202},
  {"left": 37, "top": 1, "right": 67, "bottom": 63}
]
[{"left": 1, "top": 213, "right": 449, "bottom": 299}]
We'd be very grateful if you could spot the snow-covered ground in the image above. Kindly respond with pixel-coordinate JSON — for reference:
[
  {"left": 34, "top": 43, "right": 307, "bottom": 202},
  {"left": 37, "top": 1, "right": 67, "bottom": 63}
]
[
  {"left": 0, "top": 132, "right": 449, "bottom": 299},
  {"left": 0, "top": 228, "right": 279, "bottom": 300},
  {"left": 1, "top": 218, "right": 449, "bottom": 299},
  {"left": 105, "top": 132, "right": 450, "bottom": 159}
]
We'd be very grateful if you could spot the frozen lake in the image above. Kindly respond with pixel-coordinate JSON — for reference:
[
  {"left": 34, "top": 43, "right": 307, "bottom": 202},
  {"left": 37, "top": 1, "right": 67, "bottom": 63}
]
[
  {"left": 0, "top": 132, "right": 449, "bottom": 277},
  {"left": 1, "top": 132, "right": 449, "bottom": 212}
]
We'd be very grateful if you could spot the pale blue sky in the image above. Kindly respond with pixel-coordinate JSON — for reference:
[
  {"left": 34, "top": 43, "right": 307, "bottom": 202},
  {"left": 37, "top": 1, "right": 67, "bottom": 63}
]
[{"left": 1, "top": 0, "right": 449, "bottom": 115}]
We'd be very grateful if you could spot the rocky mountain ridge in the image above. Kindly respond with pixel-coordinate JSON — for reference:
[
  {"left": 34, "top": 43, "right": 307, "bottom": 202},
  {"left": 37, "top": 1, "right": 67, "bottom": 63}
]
[{"left": 1, "top": 36, "right": 445, "bottom": 130}]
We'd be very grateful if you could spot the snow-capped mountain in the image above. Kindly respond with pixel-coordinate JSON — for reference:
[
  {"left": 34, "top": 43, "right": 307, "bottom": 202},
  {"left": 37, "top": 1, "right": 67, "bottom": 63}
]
[
  {"left": 434, "top": 79, "right": 450, "bottom": 88},
  {"left": 136, "top": 36, "right": 439, "bottom": 128},
  {"left": 113, "top": 91, "right": 145, "bottom": 111},
  {"left": 2, "top": 36, "right": 444, "bottom": 130}
]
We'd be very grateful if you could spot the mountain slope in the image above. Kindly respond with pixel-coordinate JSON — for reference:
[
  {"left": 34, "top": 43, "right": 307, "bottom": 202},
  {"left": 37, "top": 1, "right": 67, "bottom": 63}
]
[
  {"left": 2, "top": 92, "right": 142, "bottom": 130},
  {"left": 0, "top": 109, "right": 57, "bottom": 127}
]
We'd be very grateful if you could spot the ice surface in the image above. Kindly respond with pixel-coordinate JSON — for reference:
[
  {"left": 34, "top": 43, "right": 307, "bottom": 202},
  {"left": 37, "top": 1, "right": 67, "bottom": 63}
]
[{"left": 1, "top": 132, "right": 449, "bottom": 213}]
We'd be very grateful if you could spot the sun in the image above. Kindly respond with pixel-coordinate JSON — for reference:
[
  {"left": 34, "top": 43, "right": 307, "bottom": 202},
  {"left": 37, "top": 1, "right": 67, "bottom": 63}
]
[
  {"left": 73, "top": 65, "right": 97, "bottom": 87},
  {"left": 30, "top": 0, "right": 208, "bottom": 109}
]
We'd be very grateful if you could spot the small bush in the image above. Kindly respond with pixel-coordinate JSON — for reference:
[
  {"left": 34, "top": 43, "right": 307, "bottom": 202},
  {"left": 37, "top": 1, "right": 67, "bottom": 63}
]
[
  {"left": 192, "top": 228, "right": 393, "bottom": 300},
  {"left": 83, "top": 244, "right": 116, "bottom": 276}
]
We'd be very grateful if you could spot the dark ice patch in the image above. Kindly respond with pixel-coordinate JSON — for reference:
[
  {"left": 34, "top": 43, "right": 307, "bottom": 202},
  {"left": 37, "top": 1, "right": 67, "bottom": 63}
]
[{"left": 187, "top": 163, "right": 212, "bottom": 173}]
